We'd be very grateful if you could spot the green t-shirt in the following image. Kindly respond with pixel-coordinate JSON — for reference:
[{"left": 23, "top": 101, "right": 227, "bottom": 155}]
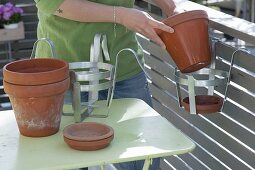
[{"left": 34, "top": 0, "right": 143, "bottom": 81}]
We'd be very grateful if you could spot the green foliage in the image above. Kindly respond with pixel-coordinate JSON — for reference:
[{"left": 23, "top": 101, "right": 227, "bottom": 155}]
[{"left": 3, "top": 12, "right": 21, "bottom": 24}]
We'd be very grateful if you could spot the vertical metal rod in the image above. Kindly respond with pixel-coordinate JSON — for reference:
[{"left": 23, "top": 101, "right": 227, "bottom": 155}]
[
  {"left": 252, "top": 0, "right": 255, "bottom": 22},
  {"left": 73, "top": 82, "right": 82, "bottom": 122},
  {"left": 175, "top": 68, "right": 183, "bottom": 107},
  {"left": 208, "top": 38, "right": 218, "bottom": 95},
  {"left": 7, "top": 41, "right": 12, "bottom": 60},
  {"left": 187, "top": 75, "right": 196, "bottom": 114},
  {"left": 88, "top": 34, "right": 102, "bottom": 112}
]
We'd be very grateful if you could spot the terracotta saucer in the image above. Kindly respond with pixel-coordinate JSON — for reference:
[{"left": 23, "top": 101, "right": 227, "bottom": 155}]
[
  {"left": 63, "top": 135, "right": 114, "bottom": 151},
  {"left": 63, "top": 122, "right": 114, "bottom": 141},
  {"left": 182, "top": 95, "right": 223, "bottom": 114}
]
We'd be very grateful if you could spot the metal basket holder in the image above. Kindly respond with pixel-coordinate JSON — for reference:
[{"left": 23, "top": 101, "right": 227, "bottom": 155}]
[
  {"left": 62, "top": 34, "right": 150, "bottom": 122},
  {"left": 63, "top": 34, "right": 115, "bottom": 122},
  {"left": 174, "top": 39, "right": 250, "bottom": 114}
]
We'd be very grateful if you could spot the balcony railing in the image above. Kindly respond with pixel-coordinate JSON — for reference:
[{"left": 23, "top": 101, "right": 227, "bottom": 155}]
[
  {"left": 0, "top": 1, "right": 254, "bottom": 169},
  {"left": 135, "top": 1, "right": 255, "bottom": 169}
]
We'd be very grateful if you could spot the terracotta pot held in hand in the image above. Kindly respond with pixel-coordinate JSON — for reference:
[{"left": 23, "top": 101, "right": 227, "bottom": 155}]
[{"left": 158, "top": 10, "right": 211, "bottom": 73}]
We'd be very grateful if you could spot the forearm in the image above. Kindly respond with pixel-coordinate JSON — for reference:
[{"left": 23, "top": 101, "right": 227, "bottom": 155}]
[
  {"left": 152, "top": 0, "right": 176, "bottom": 16},
  {"left": 54, "top": 0, "right": 119, "bottom": 23},
  {"left": 52, "top": 0, "right": 175, "bottom": 49}
]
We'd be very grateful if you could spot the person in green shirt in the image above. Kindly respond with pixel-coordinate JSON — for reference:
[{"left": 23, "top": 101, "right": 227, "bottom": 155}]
[{"left": 34, "top": 0, "right": 177, "bottom": 169}]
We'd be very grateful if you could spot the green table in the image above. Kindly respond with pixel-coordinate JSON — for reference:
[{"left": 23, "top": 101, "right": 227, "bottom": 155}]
[{"left": 0, "top": 98, "right": 195, "bottom": 170}]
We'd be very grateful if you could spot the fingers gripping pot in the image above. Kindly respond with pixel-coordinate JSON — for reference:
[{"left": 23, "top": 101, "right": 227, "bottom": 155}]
[{"left": 3, "top": 38, "right": 70, "bottom": 137}]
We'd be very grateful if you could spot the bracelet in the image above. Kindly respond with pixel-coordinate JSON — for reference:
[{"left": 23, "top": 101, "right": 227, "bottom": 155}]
[{"left": 113, "top": 6, "right": 117, "bottom": 37}]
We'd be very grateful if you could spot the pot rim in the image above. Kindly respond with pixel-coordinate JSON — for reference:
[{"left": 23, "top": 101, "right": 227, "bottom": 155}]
[
  {"left": 63, "top": 122, "right": 114, "bottom": 141},
  {"left": 157, "top": 10, "right": 208, "bottom": 35},
  {"left": 4, "top": 77, "right": 70, "bottom": 98},
  {"left": 63, "top": 135, "right": 114, "bottom": 151},
  {"left": 3, "top": 58, "right": 69, "bottom": 85}
]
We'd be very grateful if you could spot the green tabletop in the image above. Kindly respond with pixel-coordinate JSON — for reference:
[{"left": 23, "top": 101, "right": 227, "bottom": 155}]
[{"left": 0, "top": 98, "right": 195, "bottom": 170}]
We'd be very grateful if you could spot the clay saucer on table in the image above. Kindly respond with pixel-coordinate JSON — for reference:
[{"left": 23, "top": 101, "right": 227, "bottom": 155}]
[
  {"left": 63, "top": 122, "right": 114, "bottom": 151},
  {"left": 63, "top": 135, "right": 114, "bottom": 151},
  {"left": 63, "top": 122, "right": 114, "bottom": 141},
  {"left": 182, "top": 95, "right": 223, "bottom": 114}
]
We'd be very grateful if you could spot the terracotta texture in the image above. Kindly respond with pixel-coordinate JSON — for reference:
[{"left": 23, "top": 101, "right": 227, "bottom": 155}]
[
  {"left": 158, "top": 10, "right": 211, "bottom": 73},
  {"left": 63, "top": 122, "right": 114, "bottom": 151},
  {"left": 64, "top": 135, "right": 114, "bottom": 151},
  {"left": 9, "top": 93, "right": 65, "bottom": 137},
  {"left": 3, "top": 58, "right": 70, "bottom": 137},
  {"left": 3, "top": 58, "right": 69, "bottom": 85},
  {"left": 63, "top": 122, "right": 114, "bottom": 141},
  {"left": 3, "top": 78, "right": 70, "bottom": 98},
  {"left": 182, "top": 95, "right": 223, "bottom": 114}
]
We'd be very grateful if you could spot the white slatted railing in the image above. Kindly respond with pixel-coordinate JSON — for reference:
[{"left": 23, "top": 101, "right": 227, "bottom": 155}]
[
  {"left": 135, "top": 1, "right": 255, "bottom": 169},
  {"left": 0, "top": 1, "right": 254, "bottom": 169}
]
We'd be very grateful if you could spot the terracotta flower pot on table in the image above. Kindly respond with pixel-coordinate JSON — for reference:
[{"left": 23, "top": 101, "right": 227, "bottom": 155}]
[
  {"left": 158, "top": 10, "right": 211, "bottom": 73},
  {"left": 3, "top": 58, "right": 70, "bottom": 137}
]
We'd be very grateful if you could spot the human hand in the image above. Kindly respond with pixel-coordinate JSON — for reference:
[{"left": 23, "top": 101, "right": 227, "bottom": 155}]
[{"left": 116, "top": 7, "right": 174, "bottom": 49}]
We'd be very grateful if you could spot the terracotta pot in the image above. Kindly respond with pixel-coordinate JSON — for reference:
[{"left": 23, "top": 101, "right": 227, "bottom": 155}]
[
  {"left": 182, "top": 95, "right": 223, "bottom": 114},
  {"left": 3, "top": 58, "right": 69, "bottom": 85},
  {"left": 4, "top": 78, "right": 70, "bottom": 137},
  {"left": 158, "top": 10, "right": 211, "bottom": 73},
  {"left": 3, "top": 78, "right": 70, "bottom": 98},
  {"left": 3, "top": 58, "right": 70, "bottom": 137}
]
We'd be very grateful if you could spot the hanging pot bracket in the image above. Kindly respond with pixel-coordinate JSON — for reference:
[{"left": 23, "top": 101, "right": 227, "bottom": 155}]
[
  {"left": 175, "top": 46, "right": 250, "bottom": 114},
  {"left": 221, "top": 47, "right": 251, "bottom": 111},
  {"left": 175, "top": 67, "right": 229, "bottom": 114}
]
